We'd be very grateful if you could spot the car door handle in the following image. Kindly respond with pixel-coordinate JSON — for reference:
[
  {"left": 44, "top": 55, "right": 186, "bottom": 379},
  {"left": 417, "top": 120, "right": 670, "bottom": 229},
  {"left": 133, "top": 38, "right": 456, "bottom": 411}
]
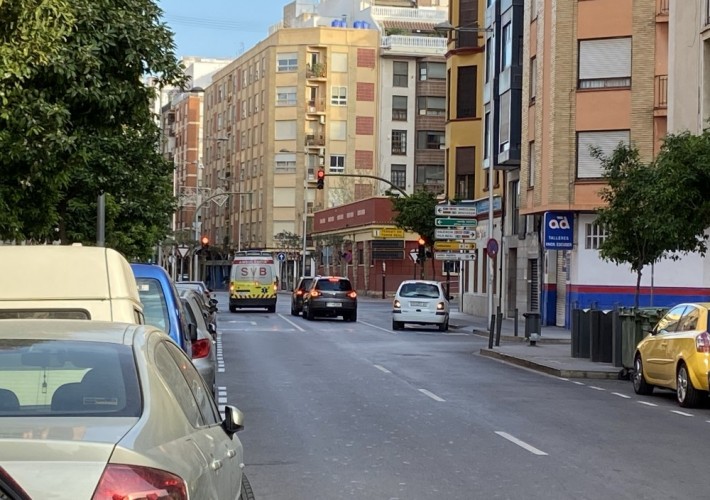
[
  {"left": 211, "top": 459, "right": 223, "bottom": 470},
  {"left": 226, "top": 448, "right": 236, "bottom": 458}
]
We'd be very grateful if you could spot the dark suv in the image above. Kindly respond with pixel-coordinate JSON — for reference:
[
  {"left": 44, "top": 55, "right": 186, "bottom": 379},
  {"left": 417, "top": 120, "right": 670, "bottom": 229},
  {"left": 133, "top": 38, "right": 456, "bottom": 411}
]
[
  {"left": 291, "top": 276, "right": 314, "bottom": 316},
  {"left": 302, "top": 276, "right": 357, "bottom": 322}
]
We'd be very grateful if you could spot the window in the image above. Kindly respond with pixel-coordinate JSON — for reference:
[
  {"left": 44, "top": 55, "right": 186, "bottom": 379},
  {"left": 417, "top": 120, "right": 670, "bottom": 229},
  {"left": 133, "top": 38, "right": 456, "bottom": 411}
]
[
  {"left": 577, "top": 130, "right": 630, "bottom": 178},
  {"left": 584, "top": 223, "right": 608, "bottom": 250},
  {"left": 528, "top": 141, "right": 535, "bottom": 187},
  {"left": 277, "top": 52, "right": 298, "bottom": 72},
  {"left": 391, "top": 130, "right": 407, "bottom": 154},
  {"left": 579, "top": 37, "right": 632, "bottom": 89},
  {"left": 502, "top": 23, "right": 513, "bottom": 69},
  {"left": 275, "top": 153, "right": 297, "bottom": 174},
  {"left": 276, "top": 87, "right": 297, "bottom": 106},
  {"left": 330, "top": 121, "right": 346, "bottom": 141},
  {"left": 498, "top": 91, "right": 511, "bottom": 153},
  {"left": 331, "top": 86, "right": 347, "bottom": 106},
  {"left": 391, "top": 164, "right": 406, "bottom": 189},
  {"left": 418, "top": 62, "right": 446, "bottom": 81},
  {"left": 329, "top": 155, "right": 345, "bottom": 173},
  {"left": 392, "top": 96, "right": 408, "bottom": 120},
  {"left": 417, "top": 96, "right": 445, "bottom": 116},
  {"left": 393, "top": 61, "right": 408, "bottom": 87},
  {"left": 136, "top": 278, "right": 170, "bottom": 335},
  {"left": 456, "top": 174, "right": 474, "bottom": 199},
  {"left": 155, "top": 343, "right": 203, "bottom": 427},
  {"left": 511, "top": 180, "right": 520, "bottom": 234},
  {"left": 416, "top": 164, "right": 445, "bottom": 186},
  {"left": 417, "top": 131, "right": 445, "bottom": 150},
  {"left": 531, "top": 0, "right": 538, "bottom": 19},
  {"left": 456, "top": 66, "right": 478, "bottom": 118},
  {"left": 332, "top": 52, "right": 348, "bottom": 72},
  {"left": 530, "top": 57, "right": 537, "bottom": 103},
  {"left": 274, "top": 120, "right": 297, "bottom": 140},
  {"left": 484, "top": 112, "right": 490, "bottom": 159},
  {"left": 485, "top": 39, "right": 492, "bottom": 82}
]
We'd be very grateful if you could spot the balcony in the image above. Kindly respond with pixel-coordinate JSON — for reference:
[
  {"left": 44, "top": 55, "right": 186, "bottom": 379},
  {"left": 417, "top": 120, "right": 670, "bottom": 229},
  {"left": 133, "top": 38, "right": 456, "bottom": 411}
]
[
  {"left": 381, "top": 35, "right": 447, "bottom": 56},
  {"left": 654, "top": 74, "right": 668, "bottom": 114},
  {"left": 305, "top": 134, "right": 325, "bottom": 147},
  {"left": 306, "top": 62, "right": 327, "bottom": 79},
  {"left": 371, "top": 6, "right": 447, "bottom": 23},
  {"left": 306, "top": 98, "right": 326, "bottom": 114},
  {"left": 656, "top": 0, "right": 668, "bottom": 18}
]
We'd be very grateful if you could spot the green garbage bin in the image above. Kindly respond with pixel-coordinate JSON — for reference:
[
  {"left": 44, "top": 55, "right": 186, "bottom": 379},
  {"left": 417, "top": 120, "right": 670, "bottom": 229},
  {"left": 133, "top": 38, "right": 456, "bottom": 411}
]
[{"left": 620, "top": 307, "right": 668, "bottom": 369}]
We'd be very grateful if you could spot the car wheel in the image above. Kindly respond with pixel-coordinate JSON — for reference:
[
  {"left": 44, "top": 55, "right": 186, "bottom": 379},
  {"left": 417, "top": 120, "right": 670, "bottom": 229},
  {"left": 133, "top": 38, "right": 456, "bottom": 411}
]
[
  {"left": 392, "top": 320, "right": 402, "bottom": 330},
  {"left": 677, "top": 361, "right": 704, "bottom": 408},
  {"left": 267, "top": 305, "right": 276, "bottom": 313},
  {"left": 290, "top": 305, "right": 298, "bottom": 316},
  {"left": 438, "top": 318, "right": 449, "bottom": 332},
  {"left": 306, "top": 306, "right": 315, "bottom": 320},
  {"left": 229, "top": 305, "right": 237, "bottom": 313},
  {"left": 239, "top": 473, "right": 255, "bottom": 500},
  {"left": 348, "top": 311, "right": 357, "bottom": 322},
  {"left": 632, "top": 354, "right": 654, "bottom": 395}
]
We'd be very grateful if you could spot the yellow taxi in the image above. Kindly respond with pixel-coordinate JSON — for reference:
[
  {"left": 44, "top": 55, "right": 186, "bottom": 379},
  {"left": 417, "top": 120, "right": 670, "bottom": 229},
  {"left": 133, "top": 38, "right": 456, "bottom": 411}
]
[{"left": 633, "top": 302, "right": 710, "bottom": 407}]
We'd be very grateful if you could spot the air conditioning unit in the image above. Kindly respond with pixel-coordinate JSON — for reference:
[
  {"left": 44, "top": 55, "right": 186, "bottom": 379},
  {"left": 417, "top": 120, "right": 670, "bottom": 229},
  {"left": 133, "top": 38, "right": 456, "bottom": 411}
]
[{"left": 319, "top": 116, "right": 326, "bottom": 125}]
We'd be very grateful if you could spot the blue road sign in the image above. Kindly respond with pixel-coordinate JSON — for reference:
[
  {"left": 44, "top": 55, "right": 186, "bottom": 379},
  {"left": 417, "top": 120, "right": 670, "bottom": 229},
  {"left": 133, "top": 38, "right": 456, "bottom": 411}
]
[
  {"left": 277, "top": 252, "right": 286, "bottom": 261},
  {"left": 543, "top": 212, "right": 574, "bottom": 250}
]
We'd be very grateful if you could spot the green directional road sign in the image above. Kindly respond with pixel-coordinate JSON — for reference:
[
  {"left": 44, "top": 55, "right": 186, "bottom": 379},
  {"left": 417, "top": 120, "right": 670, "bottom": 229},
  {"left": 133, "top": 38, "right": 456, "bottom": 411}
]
[{"left": 435, "top": 218, "right": 478, "bottom": 227}]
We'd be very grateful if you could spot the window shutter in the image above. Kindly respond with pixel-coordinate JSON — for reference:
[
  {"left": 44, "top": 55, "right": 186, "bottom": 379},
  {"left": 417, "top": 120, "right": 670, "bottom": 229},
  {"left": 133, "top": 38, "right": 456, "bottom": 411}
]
[
  {"left": 579, "top": 38, "right": 631, "bottom": 80},
  {"left": 577, "top": 130, "right": 630, "bottom": 179}
]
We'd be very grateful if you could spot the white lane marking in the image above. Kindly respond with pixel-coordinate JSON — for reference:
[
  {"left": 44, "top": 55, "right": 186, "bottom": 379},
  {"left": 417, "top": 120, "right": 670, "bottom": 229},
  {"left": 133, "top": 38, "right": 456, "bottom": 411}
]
[
  {"left": 225, "top": 320, "right": 257, "bottom": 325},
  {"left": 556, "top": 377, "right": 569, "bottom": 382},
  {"left": 495, "top": 431, "right": 548, "bottom": 456},
  {"left": 638, "top": 401, "right": 658, "bottom": 407},
  {"left": 671, "top": 410, "right": 694, "bottom": 417},
  {"left": 218, "top": 397, "right": 228, "bottom": 404},
  {"left": 373, "top": 364, "right": 391, "bottom": 374},
  {"left": 572, "top": 381, "right": 585, "bottom": 386},
  {"left": 278, "top": 314, "right": 306, "bottom": 332},
  {"left": 359, "top": 320, "right": 396, "bottom": 334},
  {"left": 612, "top": 392, "right": 631, "bottom": 399},
  {"left": 216, "top": 334, "right": 225, "bottom": 373},
  {"left": 589, "top": 386, "right": 605, "bottom": 391},
  {"left": 418, "top": 389, "right": 446, "bottom": 402}
]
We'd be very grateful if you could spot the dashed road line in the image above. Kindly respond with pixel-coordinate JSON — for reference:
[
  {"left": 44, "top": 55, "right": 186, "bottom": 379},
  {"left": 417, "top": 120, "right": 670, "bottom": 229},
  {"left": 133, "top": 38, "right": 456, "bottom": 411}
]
[
  {"left": 612, "top": 392, "right": 631, "bottom": 399},
  {"left": 671, "top": 410, "right": 694, "bottom": 417},
  {"left": 217, "top": 386, "right": 227, "bottom": 417},
  {"left": 359, "top": 320, "right": 397, "bottom": 334},
  {"left": 495, "top": 431, "right": 548, "bottom": 456},
  {"left": 638, "top": 401, "right": 658, "bottom": 407},
  {"left": 277, "top": 314, "right": 306, "bottom": 332},
  {"left": 589, "top": 386, "right": 605, "bottom": 391},
  {"left": 373, "top": 364, "right": 391, "bottom": 374},
  {"left": 216, "top": 333, "right": 225, "bottom": 373},
  {"left": 556, "top": 377, "right": 569, "bottom": 382},
  {"left": 418, "top": 389, "right": 446, "bottom": 402},
  {"left": 572, "top": 381, "right": 585, "bottom": 386}
]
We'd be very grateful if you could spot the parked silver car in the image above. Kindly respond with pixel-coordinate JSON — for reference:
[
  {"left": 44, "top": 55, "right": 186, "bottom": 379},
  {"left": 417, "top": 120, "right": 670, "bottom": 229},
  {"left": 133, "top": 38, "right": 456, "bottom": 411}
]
[
  {"left": 180, "top": 290, "right": 217, "bottom": 396},
  {"left": 0, "top": 319, "right": 253, "bottom": 500}
]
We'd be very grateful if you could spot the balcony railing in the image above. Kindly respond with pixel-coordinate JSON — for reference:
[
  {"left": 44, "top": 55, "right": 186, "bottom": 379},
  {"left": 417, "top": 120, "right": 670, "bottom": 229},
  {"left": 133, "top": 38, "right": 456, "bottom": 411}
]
[
  {"left": 306, "top": 62, "right": 327, "bottom": 78},
  {"left": 655, "top": 74, "right": 668, "bottom": 109},
  {"left": 306, "top": 98, "right": 326, "bottom": 113},
  {"left": 305, "top": 135, "right": 326, "bottom": 147},
  {"left": 371, "top": 6, "right": 447, "bottom": 23},
  {"left": 381, "top": 35, "right": 447, "bottom": 55},
  {"left": 656, "top": 0, "right": 669, "bottom": 15}
]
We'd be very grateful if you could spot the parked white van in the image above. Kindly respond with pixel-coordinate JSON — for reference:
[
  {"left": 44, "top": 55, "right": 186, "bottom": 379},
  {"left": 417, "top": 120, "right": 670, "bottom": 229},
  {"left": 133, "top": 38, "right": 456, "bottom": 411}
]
[{"left": 0, "top": 245, "right": 143, "bottom": 323}]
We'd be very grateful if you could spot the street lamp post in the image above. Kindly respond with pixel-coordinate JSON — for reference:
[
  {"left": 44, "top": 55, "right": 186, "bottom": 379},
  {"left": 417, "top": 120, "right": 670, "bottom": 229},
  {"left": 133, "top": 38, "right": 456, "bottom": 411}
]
[{"left": 435, "top": 20, "right": 496, "bottom": 339}]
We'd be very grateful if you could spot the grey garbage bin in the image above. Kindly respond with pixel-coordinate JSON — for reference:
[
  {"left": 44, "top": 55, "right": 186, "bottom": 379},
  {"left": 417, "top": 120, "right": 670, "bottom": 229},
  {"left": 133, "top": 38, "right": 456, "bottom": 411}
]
[{"left": 523, "top": 312, "right": 541, "bottom": 339}]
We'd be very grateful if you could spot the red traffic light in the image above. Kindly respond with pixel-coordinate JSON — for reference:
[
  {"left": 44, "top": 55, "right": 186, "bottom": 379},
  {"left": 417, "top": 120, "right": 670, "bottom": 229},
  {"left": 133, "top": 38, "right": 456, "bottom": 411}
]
[
  {"left": 317, "top": 169, "right": 325, "bottom": 180},
  {"left": 316, "top": 169, "right": 325, "bottom": 190},
  {"left": 201, "top": 236, "right": 209, "bottom": 246},
  {"left": 418, "top": 237, "right": 426, "bottom": 245}
]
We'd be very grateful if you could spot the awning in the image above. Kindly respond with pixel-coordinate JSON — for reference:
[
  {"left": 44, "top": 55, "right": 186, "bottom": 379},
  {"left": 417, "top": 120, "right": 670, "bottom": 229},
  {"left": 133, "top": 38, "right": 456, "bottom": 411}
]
[{"left": 381, "top": 20, "right": 437, "bottom": 32}]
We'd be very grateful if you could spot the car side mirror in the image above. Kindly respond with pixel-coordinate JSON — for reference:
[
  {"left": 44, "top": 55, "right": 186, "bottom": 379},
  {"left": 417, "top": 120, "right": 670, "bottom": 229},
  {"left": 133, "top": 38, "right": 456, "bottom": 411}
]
[
  {"left": 210, "top": 298, "right": 218, "bottom": 305},
  {"left": 188, "top": 322, "right": 198, "bottom": 342},
  {"left": 222, "top": 405, "right": 244, "bottom": 437}
]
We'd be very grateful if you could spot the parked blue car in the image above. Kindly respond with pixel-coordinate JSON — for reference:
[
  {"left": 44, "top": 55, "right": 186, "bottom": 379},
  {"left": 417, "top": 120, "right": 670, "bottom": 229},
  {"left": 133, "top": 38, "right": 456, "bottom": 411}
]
[{"left": 131, "top": 263, "right": 194, "bottom": 354}]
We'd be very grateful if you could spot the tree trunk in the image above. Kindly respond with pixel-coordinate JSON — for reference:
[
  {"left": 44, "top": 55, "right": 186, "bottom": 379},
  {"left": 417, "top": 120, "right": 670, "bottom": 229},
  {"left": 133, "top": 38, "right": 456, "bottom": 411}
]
[{"left": 634, "top": 269, "right": 642, "bottom": 309}]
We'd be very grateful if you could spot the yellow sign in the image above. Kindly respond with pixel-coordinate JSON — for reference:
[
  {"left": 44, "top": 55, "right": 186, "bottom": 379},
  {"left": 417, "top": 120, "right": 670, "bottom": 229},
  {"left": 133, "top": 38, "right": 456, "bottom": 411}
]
[
  {"left": 373, "top": 227, "right": 405, "bottom": 239},
  {"left": 434, "top": 241, "right": 477, "bottom": 251}
]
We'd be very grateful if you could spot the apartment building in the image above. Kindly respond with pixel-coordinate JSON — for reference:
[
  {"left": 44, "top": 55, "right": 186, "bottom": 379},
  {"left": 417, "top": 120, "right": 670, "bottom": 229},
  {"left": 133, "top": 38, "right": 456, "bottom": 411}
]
[
  {"left": 520, "top": 0, "right": 676, "bottom": 327},
  {"left": 201, "top": 23, "right": 379, "bottom": 281}
]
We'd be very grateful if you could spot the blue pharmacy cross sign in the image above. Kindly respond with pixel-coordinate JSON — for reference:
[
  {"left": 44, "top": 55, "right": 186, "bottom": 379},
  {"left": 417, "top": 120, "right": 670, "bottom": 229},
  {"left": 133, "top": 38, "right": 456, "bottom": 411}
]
[
  {"left": 277, "top": 252, "right": 286, "bottom": 262},
  {"left": 543, "top": 212, "right": 574, "bottom": 250}
]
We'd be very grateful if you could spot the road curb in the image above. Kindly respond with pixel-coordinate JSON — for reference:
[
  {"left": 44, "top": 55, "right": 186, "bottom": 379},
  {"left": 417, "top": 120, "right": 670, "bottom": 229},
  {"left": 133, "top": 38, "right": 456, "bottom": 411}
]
[
  {"left": 478, "top": 348, "right": 621, "bottom": 379},
  {"left": 472, "top": 330, "right": 571, "bottom": 344}
]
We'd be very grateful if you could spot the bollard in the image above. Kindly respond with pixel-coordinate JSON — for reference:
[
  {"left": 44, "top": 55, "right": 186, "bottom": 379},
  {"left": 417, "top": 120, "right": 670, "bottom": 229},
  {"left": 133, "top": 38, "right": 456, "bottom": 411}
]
[
  {"left": 495, "top": 306, "right": 502, "bottom": 347},
  {"left": 514, "top": 308, "right": 519, "bottom": 337}
]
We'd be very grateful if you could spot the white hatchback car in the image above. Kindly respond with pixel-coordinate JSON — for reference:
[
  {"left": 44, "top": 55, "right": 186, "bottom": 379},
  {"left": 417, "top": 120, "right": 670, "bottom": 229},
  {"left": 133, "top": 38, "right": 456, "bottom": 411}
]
[{"left": 392, "top": 280, "right": 450, "bottom": 331}]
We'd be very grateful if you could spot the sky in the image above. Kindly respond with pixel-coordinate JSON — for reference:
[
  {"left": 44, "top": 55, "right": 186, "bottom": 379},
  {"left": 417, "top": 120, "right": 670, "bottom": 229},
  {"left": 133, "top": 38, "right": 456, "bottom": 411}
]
[{"left": 159, "top": 0, "right": 286, "bottom": 59}]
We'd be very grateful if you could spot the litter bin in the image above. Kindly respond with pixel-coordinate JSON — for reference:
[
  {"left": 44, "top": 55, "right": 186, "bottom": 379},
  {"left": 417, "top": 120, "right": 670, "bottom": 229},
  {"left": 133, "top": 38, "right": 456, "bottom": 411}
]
[
  {"left": 571, "top": 309, "right": 591, "bottom": 358},
  {"left": 620, "top": 307, "right": 667, "bottom": 369},
  {"left": 589, "top": 309, "right": 613, "bottom": 363},
  {"left": 523, "top": 312, "right": 541, "bottom": 339}
]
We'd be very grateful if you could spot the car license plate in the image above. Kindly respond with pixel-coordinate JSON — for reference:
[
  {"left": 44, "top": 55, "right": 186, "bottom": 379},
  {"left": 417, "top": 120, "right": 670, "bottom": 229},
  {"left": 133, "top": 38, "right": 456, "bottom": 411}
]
[
  {"left": 410, "top": 301, "right": 427, "bottom": 307},
  {"left": 326, "top": 302, "right": 342, "bottom": 307}
]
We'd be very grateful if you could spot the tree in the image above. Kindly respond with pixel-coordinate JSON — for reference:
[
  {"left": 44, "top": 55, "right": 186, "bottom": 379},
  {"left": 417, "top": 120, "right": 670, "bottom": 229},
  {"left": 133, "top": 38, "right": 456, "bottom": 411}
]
[
  {"left": 594, "top": 138, "right": 710, "bottom": 308},
  {"left": 274, "top": 231, "right": 301, "bottom": 251},
  {"left": 390, "top": 190, "right": 438, "bottom": 278},
  {"left": 0, "top": 0, "right": 185, "bottom": 259}
]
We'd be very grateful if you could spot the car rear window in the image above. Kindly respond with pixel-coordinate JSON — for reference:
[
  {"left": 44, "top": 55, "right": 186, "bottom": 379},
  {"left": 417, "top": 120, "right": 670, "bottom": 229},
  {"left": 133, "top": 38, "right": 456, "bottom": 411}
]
[
  {"left": 315, "top": 279, "right": 352, "bottom": 292},
  {"left": 299, "top": 279, "right": 313, "bottom": 290},
  {"left": 399, "top": 283, "right": 440, "bottom": 298},
  {"left": 0, "top": 339, "right": 141, "bottom": 417},
  {"left": 0, "top": 310, "right": 90, "bottom": 320},
  {"left": 137, "top": 277, "right": 170, "bottom": 334}
]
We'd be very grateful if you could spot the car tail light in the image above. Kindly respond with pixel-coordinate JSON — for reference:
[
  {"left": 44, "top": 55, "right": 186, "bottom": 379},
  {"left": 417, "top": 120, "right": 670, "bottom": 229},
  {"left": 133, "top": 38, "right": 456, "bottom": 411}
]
[
  {"left": 273, "top": 283, "right": 278, "bottom": 292},
  {"left": 296, "top": 290, "right": 304, "bottom": 296},
  {"left": 310, "top": 290, "right": 321, "bottom": 297},
  {"left": 393, "top": 300, "right": 401, "bottom": 309},
  {"left": 191, "top": 338, "right": 211, "bottom": 359},
  {"left": 347, "top": 291, "right": 357, "bottom": 299},
  {"left": 437, "top": 302, "right": 445, "bottom": 310},
  {"left": 696, "top": 332, "right": 710, "bottom": 353},
  {"left": 92, "top": 464, "right": 187, "bottom": 500},
  {"left": 229, "top": 283, "right": 234, "bottom": 292}
]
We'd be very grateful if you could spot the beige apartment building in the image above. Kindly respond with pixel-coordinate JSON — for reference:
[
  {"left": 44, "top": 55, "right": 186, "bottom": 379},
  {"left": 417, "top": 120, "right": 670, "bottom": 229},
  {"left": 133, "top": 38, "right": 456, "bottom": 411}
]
[
  {"left": 520, "top": 0, "right": 667, "bottom": 327},
  {"left": 201, "top": 25, "right": 379, "bottom": 277}
]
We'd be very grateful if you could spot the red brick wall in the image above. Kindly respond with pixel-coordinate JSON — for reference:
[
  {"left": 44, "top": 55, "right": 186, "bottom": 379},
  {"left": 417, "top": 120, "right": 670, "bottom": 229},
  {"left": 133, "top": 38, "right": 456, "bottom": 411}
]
[
  {"left": 354, "top": 183, "right": 373, "bottom": 200},
  {"left": 356, "top": 116, "right": 374, "bottom": 135},
  {"left": 355, "top": 150, "right": 373, "bottom": 169},
  {"left": 356, "top": 82, "right": 375, "bottom": 101},
  {"left": 357, "top": 48, "right": 376, "bottom": 69}
]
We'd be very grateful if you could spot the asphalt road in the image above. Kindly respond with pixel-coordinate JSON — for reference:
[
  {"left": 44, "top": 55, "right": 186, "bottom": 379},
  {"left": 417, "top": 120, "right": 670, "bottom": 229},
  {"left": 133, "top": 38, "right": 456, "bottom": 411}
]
[{"left": 214, "top": 292, "right": 708, "bottom": 500}]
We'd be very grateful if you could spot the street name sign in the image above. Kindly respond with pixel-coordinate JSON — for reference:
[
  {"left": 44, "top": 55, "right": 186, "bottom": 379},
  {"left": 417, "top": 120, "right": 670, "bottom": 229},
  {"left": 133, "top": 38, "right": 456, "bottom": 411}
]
[
  {"left": 433, "top": 241, "right": 476, "bottom": 251},
  {"left": 434, "top": 252, "right": 476, "bottom": 261},
  {"left": 435, "top": 218, "right": 478, "bottom": 228},
  {"left": 435, "top": 228, "right": 477, "bottom": 240},
  {"left": 373, "top": 227, "right": 405, "bottom": 239},
  {"left": 435, "top": 204, "right": 477, "bottom": 217}
]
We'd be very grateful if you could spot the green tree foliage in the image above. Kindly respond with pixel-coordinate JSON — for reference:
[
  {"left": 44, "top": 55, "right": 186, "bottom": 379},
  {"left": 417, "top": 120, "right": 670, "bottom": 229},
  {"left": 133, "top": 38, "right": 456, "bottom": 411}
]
[
  {"left": 274, "top": 230, "right": 301, "bottom": 250},
  {"left": 595, "top": 135, "right": 710, "bottom": 307},
  {"left": 390, "top": 190, "right": 438, "bottom": 278},
  {"left": 0, "top": 0, "right": 185, "bottom": 259}
]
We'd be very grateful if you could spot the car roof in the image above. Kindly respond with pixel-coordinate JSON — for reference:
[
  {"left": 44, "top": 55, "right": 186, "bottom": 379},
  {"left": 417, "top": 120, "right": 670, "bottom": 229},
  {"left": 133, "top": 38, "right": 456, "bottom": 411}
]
[
  {"left": 315, "top": 275, "right": 348, "bottom": 280},
  {"left": 398, "top": 280, "right": 441, "bottom": 286},
  {"left": 130, "top": 263, "right": 172, "bottom": 280},
  {"left": 0, "top": 319, "right": 158, "bottom": 344}
]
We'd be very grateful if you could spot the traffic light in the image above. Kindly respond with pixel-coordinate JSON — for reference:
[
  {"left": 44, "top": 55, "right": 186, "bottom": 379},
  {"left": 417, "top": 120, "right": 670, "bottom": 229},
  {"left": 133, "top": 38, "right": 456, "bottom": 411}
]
[
  {"left": 417, "top": 237, "right": 426, "bottom": 263},
  {"left": 200, "top": 236, "right": 209, "bottom": 249},
  {"left": 316, "top": 169, "right": 325, "bottom": 190}
]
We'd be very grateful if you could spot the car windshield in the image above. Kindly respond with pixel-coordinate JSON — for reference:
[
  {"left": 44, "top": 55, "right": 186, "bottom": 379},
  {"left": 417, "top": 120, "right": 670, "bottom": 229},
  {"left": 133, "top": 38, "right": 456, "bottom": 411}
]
[
  {"left": 399, "top": 283, "right": 440, "bottom": 298},
  {"left": 0, "top": 339, "right": 141, "bottom": 417},
  {"left": 136, "top": 277, "right": 170, "bottom": 334},
  {"left": 315, "top": 279, "right": 352, "bottom": 292},
  {"left": 299, "top": 279, "right": 313, "bottom": 290}
]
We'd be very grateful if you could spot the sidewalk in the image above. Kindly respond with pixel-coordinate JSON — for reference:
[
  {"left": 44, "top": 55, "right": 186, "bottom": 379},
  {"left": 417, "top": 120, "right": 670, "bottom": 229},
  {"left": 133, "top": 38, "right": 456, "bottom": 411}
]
[{"left": 448, "top": 311, "right": 622, "bottom": 380}]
